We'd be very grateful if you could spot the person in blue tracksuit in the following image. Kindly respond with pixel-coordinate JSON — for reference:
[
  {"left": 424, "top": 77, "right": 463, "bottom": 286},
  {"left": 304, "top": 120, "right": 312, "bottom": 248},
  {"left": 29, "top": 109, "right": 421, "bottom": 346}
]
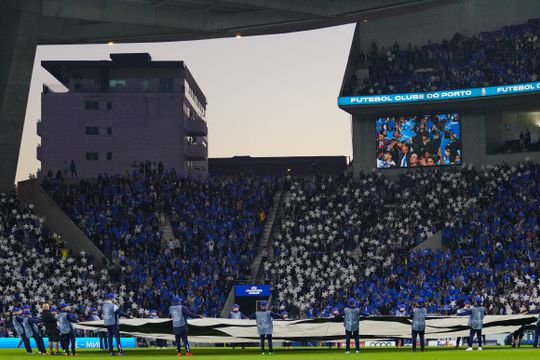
[
  {"left": 342, "top": 297, "right": 369, "bottom": 354},
  {"left": 58, "top": 303, "right": 78, "bottom": 356},
  {"left": 169, "top": 296, "right": 204, "bottom": 356},
  {"left": 411, "top": 298, "right": 427, "bottom": 352},
  {"left": 11, "top": 307, "right": 32, "bottom": 354},
  {"left": 228, "top": 304, "right": 248, "bottom": 350},
  {"left": 465, "top": 296, "right": 485, "bottom": 351},
  {"left": 102, "top": 293, "right": 130, "bottom": 356},
  {"left": 455, "top": 301, "right": 471, "bottom": 348},
  {"left": 87, "top": 307, "right": 108, "bottom": 351},
  {"left": 22, "top": 310, "right": 47, "bottom": 354},
  {"left": 251, "top": 300, "right": 283, "bottom": 355},
  {"left": 229, "top": 304, "right": 248, "bottom": 319}
]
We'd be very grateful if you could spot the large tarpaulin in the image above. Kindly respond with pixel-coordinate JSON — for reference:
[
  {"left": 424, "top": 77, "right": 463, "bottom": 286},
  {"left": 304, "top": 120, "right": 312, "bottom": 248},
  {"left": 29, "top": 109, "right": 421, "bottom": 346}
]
[{"left": 77, "top": 315, "right": 538, "bottom": 343}]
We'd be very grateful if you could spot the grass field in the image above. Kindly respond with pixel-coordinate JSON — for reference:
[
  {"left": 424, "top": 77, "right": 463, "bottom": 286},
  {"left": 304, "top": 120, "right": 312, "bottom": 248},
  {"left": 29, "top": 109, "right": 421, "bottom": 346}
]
[{"left": 0, "top": 347, "right": 538, "bottom": 360}]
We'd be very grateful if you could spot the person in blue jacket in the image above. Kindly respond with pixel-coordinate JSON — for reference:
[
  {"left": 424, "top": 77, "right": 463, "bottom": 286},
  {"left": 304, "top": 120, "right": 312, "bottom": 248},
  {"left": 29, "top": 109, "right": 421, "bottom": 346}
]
[
  {"left": 229, "top": 304, "right": 248, "bottom": 319},
  {"left": 11, "top": 307, "right": 32, "bottom": 354},
  {"left": 465, "top": 296, "right": 485, "bottom": 351},
  {"left": 228, "top": 304, "right": 248, "bottom": 350},
  {"left": 411, "top": 298, "right": 427, "bottom": 352},
  {"left": 102, "top": 293, "right": 130, "bottom": 356},
  {"left": 21, "top": 310, "right": 47, "bottom": 354},
  {"left": 455, "top": 301, "right": 471, "bottom": 348},
  {"left": 169, "top": 296, "right": 204, "bottom": 356},
  {"left": 342, "top": 297, "right": 369, "bottom": 354},
  {"left": 58, "top": 303, "right": 79, "bottom": 356},
  {"left": 251, "top": 300, "right": 284, "bottom": 355},
  {"left": 87, "top": 307, "right": 108, "bottom": 351}
]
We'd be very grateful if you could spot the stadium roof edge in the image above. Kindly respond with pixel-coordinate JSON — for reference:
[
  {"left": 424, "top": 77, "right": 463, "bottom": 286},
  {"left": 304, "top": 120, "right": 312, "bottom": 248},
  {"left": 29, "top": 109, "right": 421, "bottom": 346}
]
[{"left": 36, "top": 0, "right": 457, "bottom": 44}]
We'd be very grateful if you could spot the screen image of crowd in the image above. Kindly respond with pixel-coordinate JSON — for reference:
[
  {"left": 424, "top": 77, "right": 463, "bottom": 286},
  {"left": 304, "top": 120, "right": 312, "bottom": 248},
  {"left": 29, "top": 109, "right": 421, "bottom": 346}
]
[
  {"left": 343, "top": 18, "right": 540, "bottom": 96},
  {"left": 376, "top": 113, "right": 461, "bottom": 168}
]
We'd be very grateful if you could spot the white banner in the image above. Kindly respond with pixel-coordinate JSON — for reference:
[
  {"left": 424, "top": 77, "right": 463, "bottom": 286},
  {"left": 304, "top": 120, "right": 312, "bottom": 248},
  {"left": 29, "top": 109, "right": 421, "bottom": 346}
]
[{"left": 77, "top": 314, "right": 537, "bottom": 343}]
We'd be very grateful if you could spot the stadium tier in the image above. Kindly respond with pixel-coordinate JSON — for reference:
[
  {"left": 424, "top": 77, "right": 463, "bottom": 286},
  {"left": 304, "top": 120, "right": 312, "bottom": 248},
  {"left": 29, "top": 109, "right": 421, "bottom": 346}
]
[
  {"left": 3, "top": 162, "right": 540, "bottom": 353},
  {"left": 266, "top": 163, "right": 539, "bottom": 317},
  {"left": 0, "top": 192, "right": 115, "bottom": 314},
  {"left": 344, "top": 18, "right": 540, "bottom": 96},
  {"left": 42, "top": 162, "right": 278, "bottom": 317},
  {"left": 9, "top": 161, "right": 537, "bottom": 319}
]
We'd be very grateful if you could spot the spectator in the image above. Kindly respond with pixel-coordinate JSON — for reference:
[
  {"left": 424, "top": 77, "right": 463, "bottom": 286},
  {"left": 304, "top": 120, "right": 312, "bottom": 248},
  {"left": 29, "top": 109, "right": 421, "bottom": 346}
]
[{"left": 345, "top": 19, "right": 540, "bottom": 96}]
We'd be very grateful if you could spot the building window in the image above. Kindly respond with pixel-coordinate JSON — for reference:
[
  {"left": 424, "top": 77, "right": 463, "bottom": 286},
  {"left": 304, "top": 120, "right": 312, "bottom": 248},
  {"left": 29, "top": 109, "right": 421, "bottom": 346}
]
[
  {"left": 160, "top": 78, "right": 174, "bottom": 93},
  {"left": 107, "top": 127, "right": 112, "bottom": 135},
  {"left": 85, "top": 152, "right": 99, "bottom": 161},
  {"left": 109, "top": 79, "right": 126, "bottom": 89},
  {"left": 107, "top": 101, "right": 112, "bottom": 110},
  {"left": 106, "top": 152, "right": 112, "bottom": 161},
  {"left": 141, "top": 80, "right": 150, "bottom": 93},
  {"left": 85, "top": 101, "right": 99, "bottom": 110},
  {"left": 85, "top": 127, "right": 99, "bottom": 135}
]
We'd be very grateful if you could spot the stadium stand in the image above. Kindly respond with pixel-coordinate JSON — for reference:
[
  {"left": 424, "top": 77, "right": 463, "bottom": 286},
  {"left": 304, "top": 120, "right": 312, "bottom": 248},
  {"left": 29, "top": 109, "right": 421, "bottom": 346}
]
[
  {"left": 345, "top": 18, "right": 540, "bottom": 95},
  {"left": 42, "top": 162, "right": 278, "bottom": 316},
  {"left": 6, "top": 161, "right": 538, "bottom": 320},
  {"left": 0, "top": 192, "right": 114, "bottom": 318},
  {"left": 265, "top": 162, "right": 540, "bottom": 317}
]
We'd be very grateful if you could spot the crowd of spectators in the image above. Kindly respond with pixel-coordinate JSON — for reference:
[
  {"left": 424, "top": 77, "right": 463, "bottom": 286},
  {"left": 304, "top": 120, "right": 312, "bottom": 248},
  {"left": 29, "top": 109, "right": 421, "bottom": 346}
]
[
  {"left": 344, "top": 18, "right": 540, "bottom": 95},
  {"left": 43, "top": 161, "right": 278, "bottom": 317},
  {"left": 4, "top": 157, "right": 539, "bottom": 328},
  {"left": 0, "top": 192, "right": 116, "bottom": 336},
  {"left": 265, "top": 162, "right": 540, "bottom": 317}
]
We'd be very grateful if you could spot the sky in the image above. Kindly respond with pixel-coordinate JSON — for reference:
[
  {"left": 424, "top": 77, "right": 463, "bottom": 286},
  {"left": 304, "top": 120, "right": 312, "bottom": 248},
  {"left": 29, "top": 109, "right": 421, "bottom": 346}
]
[{"left": 16, "top": 23, "right": 355, "bottom": 182}]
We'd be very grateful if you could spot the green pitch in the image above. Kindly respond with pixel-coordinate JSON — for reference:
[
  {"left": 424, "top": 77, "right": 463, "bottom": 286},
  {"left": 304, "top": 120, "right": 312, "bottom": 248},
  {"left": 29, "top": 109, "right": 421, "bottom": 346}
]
[{"left": 0, "top": 347, "right": 538, "bottom": 360}]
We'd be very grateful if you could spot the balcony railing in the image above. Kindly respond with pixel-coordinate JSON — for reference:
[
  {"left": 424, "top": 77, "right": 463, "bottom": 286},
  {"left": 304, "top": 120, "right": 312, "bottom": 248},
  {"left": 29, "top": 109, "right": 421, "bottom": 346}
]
[
  {"left": 184, "top": 117, "right": 208, "bottom": 136},
  {"left": 184, "top": 139, "right": 207, "bottom": 160}
]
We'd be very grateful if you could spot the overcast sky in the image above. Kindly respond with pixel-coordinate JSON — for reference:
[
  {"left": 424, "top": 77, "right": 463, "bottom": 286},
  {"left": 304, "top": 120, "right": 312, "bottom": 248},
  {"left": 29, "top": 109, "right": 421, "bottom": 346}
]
[{"left": 16, "top": 24, "right": 355, "bottom": 181}]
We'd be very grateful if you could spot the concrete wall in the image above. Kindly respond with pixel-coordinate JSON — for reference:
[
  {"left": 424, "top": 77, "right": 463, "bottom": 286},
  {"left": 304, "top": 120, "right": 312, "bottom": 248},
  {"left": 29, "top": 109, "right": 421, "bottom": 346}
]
[
  {"left": 413, "top": 231, "right": 447, "bottom": 252},
  {"left": 0, "top": 0, "right": 39, "bottom": 191},
  {"left": 40, "top": 92, "right": 187, "bottom": 178},
  {"left": 357, "top": 0, "right": 540, "bottom": 51},
  {"left": 17, "top": 179, "right": 107, "bottom": 266}
]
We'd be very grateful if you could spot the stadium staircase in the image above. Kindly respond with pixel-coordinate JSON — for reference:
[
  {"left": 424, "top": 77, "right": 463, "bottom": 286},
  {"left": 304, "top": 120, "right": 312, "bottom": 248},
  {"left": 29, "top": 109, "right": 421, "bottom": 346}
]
[
  {"left": 220, "top": 187, "right": 286, "bottom": 317},
  {"left": 159, "top": 215, "right": 176, "bottom": 248},
  {"left": 17, "top": 179, "right": 107, "bottom": 267}
]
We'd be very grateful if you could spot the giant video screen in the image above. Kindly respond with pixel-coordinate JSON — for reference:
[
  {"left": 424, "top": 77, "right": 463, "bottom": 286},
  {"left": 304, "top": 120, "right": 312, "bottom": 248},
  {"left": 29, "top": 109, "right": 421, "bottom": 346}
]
[{"left": 376, "top": 113, "right": 461, "bottom": 168}]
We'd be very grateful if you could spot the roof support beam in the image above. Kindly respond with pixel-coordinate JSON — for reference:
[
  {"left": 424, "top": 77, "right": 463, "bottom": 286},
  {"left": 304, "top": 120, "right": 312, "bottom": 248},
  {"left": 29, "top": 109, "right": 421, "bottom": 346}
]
[
  {"left": 221, "top": 0, "right": 330, "bottom": 17},
  {"left": 213, "top": 9, "right": 312, "bottom": 31},
  {"left": 42, "top": 0, "right": 210, "bottom": 31}
]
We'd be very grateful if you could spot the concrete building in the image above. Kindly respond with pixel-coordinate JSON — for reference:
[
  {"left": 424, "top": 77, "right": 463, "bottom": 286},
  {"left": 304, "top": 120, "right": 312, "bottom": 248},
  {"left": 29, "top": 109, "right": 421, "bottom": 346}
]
[{"left": 39, "top": 53, "right": 207, "bottom": 178}]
